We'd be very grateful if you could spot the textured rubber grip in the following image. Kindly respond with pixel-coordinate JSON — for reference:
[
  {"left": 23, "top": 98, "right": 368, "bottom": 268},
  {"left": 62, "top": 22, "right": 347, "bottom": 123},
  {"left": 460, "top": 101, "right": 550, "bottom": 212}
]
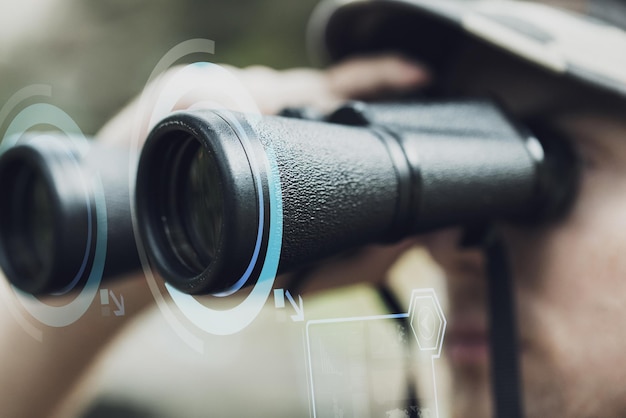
[{"left": 253, "top": 116, "right": 400, "bottom": 271}]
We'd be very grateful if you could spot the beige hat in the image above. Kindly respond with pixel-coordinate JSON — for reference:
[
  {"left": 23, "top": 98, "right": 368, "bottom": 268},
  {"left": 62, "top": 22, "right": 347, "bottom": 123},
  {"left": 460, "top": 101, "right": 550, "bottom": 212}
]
[{"left": 309, "top": 0, "right": 626, "bottom": 99}]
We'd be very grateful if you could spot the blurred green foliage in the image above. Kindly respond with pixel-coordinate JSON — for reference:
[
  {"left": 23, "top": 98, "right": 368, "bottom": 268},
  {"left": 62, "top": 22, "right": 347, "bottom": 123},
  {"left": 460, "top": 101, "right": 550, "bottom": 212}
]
[{"left": 0, "top": 0, "right": 320, "bottom": 134}]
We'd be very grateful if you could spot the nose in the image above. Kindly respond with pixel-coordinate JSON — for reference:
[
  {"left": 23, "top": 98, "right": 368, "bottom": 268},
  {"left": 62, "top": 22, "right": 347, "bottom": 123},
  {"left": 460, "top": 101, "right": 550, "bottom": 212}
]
[{"left": 420, "top": 226, "right": 492, "bottom": 312}]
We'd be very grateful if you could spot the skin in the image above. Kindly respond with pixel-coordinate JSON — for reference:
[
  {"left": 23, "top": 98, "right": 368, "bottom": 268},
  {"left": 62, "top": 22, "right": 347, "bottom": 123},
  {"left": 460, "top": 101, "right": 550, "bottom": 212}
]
[
  {"left": 429, "top": 111, "right": 626, "bottom": 418},
  {"left": 425, "top": 41, "right": 626, "bottom": 417}
]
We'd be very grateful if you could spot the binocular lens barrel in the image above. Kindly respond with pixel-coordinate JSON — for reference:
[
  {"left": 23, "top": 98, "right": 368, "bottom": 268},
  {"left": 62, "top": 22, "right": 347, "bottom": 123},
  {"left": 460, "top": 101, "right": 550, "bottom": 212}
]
[
  {"left": 0, "top": 136, "right": 139, "bottom": 294},
  {"left": 137, "top": 111, "right": 262, "bottom": 295},
  {"left": 136, "top": 102, "right": 578, "bottom": 295}
]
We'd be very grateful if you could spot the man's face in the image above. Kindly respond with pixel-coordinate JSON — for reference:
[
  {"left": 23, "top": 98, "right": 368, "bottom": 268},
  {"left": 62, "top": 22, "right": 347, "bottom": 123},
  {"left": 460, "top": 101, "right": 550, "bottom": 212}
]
[{"left": 426, "top": 45, "right": 626, "bottom": 418}]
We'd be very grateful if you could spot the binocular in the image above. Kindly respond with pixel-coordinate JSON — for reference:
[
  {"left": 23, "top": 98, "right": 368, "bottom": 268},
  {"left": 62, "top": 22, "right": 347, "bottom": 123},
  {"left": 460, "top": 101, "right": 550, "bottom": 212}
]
[{"left": 0, "top": 100, "right": 577, "bottom": 295}]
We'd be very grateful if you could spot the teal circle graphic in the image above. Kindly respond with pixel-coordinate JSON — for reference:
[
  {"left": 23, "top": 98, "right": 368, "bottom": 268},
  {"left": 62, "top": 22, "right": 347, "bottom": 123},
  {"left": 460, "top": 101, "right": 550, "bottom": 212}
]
[
  {"left": 165, "top": 110, "right": 283, "bottom": 336},
  {"left": 1, "top": 102, "right": 107, "bottom": 327}
]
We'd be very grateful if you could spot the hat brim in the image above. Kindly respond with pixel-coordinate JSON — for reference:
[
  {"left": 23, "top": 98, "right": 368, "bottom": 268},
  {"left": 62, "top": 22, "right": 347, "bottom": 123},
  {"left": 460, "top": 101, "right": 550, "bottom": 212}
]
[{"left": 308, "top": 0, "right": 626, "bottom": 99}]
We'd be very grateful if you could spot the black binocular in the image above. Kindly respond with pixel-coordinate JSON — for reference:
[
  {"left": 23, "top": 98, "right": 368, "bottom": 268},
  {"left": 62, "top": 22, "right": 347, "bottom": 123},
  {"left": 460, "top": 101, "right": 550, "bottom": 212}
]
[{"left": 0, "top": 100, "right": 577, "bottom": 295}]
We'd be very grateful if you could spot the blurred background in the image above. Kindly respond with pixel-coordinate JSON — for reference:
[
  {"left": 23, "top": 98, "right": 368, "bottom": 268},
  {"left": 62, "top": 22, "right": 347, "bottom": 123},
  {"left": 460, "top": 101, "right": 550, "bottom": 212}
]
[{"left": 0, "top": 0, "right": 320, "bottom": 135}]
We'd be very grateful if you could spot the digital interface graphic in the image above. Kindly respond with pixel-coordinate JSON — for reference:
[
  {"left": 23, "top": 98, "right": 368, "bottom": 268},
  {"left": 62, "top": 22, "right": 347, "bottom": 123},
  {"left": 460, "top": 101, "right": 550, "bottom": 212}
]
[{"left": 307, "top": 289, "right": 446, "bottom": 418}]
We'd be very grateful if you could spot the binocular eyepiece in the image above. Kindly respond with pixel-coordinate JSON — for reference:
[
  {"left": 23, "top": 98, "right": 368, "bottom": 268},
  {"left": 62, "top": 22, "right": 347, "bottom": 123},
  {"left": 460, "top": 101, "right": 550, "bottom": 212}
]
[{"left": 0, "top": 100, "right": 578, "bottom": 296}]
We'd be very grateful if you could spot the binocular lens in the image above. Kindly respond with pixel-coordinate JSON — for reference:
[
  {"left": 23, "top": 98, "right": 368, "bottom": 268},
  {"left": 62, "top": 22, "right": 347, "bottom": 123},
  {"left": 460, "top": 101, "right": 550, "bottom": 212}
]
[
  {"left": 185, "top": 146, "right": 223, "bottom": 264},
  {"left": 0, "top": 164, "right": 55, "bottom": 285},
  {"left": 161, "top": 136, "right": 224, "bottom": 276},
  {"left": 137, "top": 111, "right": 262, "bottom": 294},
  {"left": 27, "top": 171, "right": 55, "bottom": 267}
]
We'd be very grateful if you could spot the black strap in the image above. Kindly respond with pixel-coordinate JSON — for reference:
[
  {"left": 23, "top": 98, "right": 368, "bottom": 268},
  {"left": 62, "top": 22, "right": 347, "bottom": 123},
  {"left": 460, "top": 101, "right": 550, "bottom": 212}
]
[
  {"left": 377, "top": 283, "right": 421, "bottom": 417},
  {"left": 485, "top": 230, "right": 524, "bottom": 418}
]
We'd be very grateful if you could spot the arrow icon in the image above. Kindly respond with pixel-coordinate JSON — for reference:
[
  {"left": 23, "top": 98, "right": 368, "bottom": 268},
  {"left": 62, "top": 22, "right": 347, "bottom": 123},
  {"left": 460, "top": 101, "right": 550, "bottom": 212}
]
[
  {"left": 274, "top": 289, "right": 304, "bottom": 322},
  {"left": 285, "top": 290, "right": 304, "bottom": 322},
  {"left": 100, "top": 289, "right": 125, "bottom": 317},
  {"left": 109, "top": 291, "right": 125, "bottom": 316}
]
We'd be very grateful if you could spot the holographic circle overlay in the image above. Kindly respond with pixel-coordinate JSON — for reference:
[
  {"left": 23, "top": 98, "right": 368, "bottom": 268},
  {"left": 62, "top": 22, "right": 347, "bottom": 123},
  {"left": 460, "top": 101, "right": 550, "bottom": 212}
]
[
  {"left": 165, "top": 109, "right": 283, "bottom": 336},
  {"left": 131, "top": 39, "right": 283, "bottom": 349},
  {"left": 0, "top": 86, "right": 108, "bottom": 337}
]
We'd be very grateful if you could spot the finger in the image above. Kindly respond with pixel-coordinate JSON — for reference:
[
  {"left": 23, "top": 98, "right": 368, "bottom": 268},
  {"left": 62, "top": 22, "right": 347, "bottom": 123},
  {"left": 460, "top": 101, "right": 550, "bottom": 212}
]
[
  {"left": 295, "top": 238, "right": 422, "bottom": 295},
  {"left": 326, "top": 54, "right": 431, "bottom": 101},
  {"left": 236, "top": 55, "right": 430, "bottom": 114}
]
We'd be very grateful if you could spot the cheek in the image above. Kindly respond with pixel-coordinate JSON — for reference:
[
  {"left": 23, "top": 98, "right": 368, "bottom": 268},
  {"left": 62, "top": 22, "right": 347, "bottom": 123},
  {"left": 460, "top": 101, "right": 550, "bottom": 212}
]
[
  {"left": 512, "top": 173, "right": 626, "bottom": 403},
  {"left": 539, "top": 174, "right": 626, "bottom": 313},
  {"left": 420, "top": 228, "right": 463, "bottom": 268}
]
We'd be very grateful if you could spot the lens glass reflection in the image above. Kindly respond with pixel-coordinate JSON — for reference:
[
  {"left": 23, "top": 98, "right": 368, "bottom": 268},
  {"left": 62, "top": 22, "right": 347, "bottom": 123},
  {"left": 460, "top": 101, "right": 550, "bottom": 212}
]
[
  {"left": 7, "top": 166, "right": 55, "bottom": 281},
  {"left": 162, "top": 137, "right": 224, "bottom": 275},
  {"left": 184, "top": 146, "right": 223, "bottom": 264},
  {"left": 28, "top": 173, "right": 54, "bottom": 265}
]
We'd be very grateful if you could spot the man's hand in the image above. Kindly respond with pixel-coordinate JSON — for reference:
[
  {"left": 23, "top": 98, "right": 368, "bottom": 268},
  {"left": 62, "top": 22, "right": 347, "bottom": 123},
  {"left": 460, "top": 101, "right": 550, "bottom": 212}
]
[{"left": 96, "top": 54, "right": 429, "bottom": 145}]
